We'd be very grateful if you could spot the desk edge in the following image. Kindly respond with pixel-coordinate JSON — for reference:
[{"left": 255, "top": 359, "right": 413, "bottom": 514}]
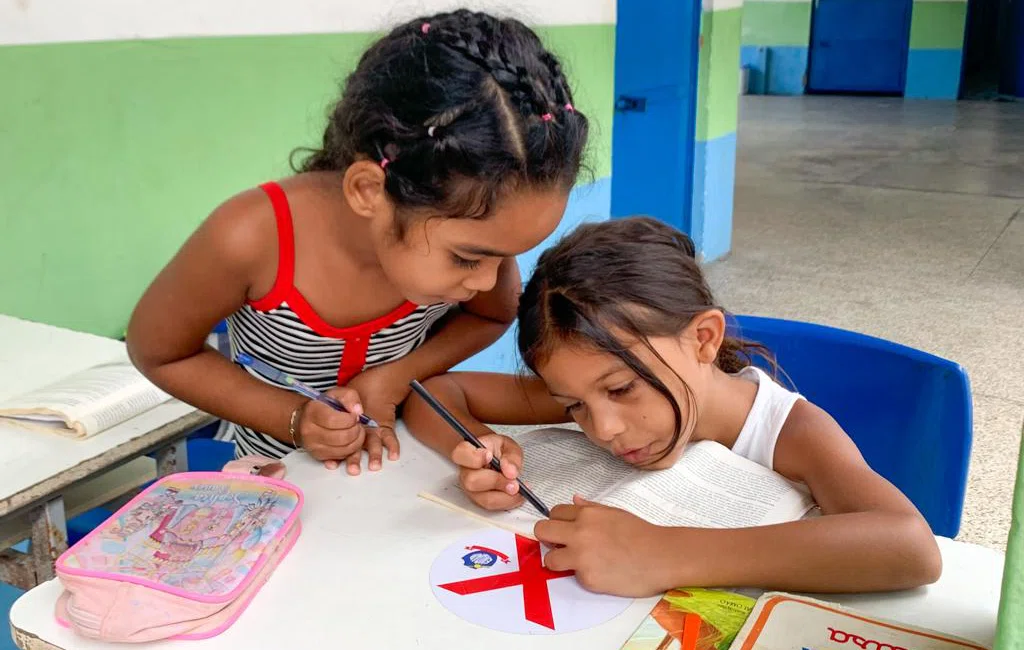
[{"left": 0, "top": 410, "right": 214, "bottom": 518}]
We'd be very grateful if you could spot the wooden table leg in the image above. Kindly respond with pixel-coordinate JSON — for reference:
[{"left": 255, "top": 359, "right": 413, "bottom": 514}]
[{"left": 155, "top": 438, "right": 189, "bottom": 477}]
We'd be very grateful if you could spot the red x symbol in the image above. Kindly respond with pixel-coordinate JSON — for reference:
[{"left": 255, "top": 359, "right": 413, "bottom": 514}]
[{"left": 438, "top": 534, "right": 574, "bottom": 630}]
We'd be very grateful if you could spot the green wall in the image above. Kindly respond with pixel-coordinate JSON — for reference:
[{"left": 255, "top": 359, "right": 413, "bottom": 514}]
[
  {"left": 909, "top": 1, "right": 968, "bottom": 49},
  {"left": 742, "top": 0, "right": 966, "bottom": 50},
  {"left": 741, "top": 1, "right": 812, "bottom": 48},
  {"left": 740, "top": 0, "right": 967, "bottom": 98},
  {"left": 0, "top": 25, "right": 615, "bottom": 337},
  {"left": 697, "top": 7, "right": 743, "bottom": 142}
]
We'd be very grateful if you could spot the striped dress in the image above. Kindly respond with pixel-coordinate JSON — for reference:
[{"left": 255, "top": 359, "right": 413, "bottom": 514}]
[{"left": 224, "top": 182, "right": 453, "bottom": 459}]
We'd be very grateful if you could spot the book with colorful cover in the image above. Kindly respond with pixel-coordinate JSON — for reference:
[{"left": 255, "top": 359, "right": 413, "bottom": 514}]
[
  {"left": 620, "top": 588, "right": 756, "bottom": 650},
  {"left": 731, "top": 593, "right": 988, "bottom": 650}
]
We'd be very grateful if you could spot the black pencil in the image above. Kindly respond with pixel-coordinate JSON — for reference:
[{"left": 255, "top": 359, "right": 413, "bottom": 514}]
[{"left": 409, "top": 380, "right": 551, "bottom": 518}]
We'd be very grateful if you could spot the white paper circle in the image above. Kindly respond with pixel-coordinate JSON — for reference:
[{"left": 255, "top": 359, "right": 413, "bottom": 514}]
[{"left": 429, "top": 528, "right": 633, "bottom": 635}]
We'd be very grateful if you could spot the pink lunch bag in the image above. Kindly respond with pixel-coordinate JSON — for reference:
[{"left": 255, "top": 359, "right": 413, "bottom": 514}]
[{"left": 54, "top": 456, "right": 301, "bottom": 642}]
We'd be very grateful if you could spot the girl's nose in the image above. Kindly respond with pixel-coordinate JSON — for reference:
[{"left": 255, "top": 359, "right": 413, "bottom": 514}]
[
  {"left": 590, "top": 404, "right": 627, "bottom": 443},
  {"left": 462, "top": 259, "right": 501, "bottom": 293}
]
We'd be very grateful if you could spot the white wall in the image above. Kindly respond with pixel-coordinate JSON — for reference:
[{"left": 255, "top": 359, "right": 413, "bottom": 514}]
[{"left": 0, "top": 0, "right": 615, "bottom": 46}]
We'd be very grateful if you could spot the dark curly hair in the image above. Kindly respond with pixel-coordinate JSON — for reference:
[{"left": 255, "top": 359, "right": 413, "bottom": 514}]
[
  {"left": 517, "top": 217, "right": 776, "bottom": 464},
  {"left": 294, "top": 9, "right": 589, "bottom": 227}
]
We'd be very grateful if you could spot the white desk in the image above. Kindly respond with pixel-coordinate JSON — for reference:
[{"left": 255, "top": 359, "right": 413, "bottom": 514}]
[
  {"left": 9, "top": 424, "right": 1004, "bottom": 650},
  {"left": 0, "top": 316, "right": 213, "bottom": 588}
]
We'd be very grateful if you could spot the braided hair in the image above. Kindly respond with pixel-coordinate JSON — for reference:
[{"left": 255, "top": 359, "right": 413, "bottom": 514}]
[{"left": 295, "top": 10, "right": 589, "bottom": 226}]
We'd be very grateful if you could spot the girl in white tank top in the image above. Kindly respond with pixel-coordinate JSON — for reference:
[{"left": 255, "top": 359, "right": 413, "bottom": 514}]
[
  {"left": 406, "top": 217, "right": 942, "bottom": 598},
  {"left": 730, "top": 366, "right": 802, "bottom": 471}
]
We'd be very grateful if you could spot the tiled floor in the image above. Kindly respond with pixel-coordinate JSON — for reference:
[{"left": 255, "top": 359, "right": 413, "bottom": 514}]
[{"left": 708, "top": 96, "right": 1024, "bottom": 550}]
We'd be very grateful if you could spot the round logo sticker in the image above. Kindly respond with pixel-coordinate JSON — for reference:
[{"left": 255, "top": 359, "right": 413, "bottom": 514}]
[{"left": 429, "top": 528, "right": 633, "bottom": 635}]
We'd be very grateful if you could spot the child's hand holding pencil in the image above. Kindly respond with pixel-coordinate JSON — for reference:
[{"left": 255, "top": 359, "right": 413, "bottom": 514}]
[
  {"left": 293, "top": 385, "right": 369, "bottom": 470},
  {"left": 236, "top": 353, "right": 371, "bottom": 471},
  {"left": 450, "top": 433, "right": 527, "bottom": 511},
  {"left": 409, "top": 380, "right": 549, "bottom": 517}
]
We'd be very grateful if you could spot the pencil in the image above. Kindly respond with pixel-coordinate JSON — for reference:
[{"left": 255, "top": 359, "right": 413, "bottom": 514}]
[
  {"left": 236, "top": 352, "right": 380, "bottom": 428},
  {"left": 409, "top": 380, "right": 551, "bottom": 518}
]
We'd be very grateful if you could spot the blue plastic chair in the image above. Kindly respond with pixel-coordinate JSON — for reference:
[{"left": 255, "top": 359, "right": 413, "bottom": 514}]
[{"left": 729, "top": 315, "right": 972, "bottom": 538}]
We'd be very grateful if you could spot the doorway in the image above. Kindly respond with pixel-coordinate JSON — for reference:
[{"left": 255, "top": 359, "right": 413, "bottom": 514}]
[{"left": 807, "top": 0, "right": 914, "bottom": 94}]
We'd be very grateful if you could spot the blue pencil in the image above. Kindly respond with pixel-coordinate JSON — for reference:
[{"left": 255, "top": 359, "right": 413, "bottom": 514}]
[{"left": 236, "top": 352, "right": 380, "bottom": 428}]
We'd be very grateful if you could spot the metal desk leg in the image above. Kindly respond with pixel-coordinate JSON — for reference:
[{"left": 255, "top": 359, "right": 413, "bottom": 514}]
[
  {"left": 155, "top": 438, "right": 189, "bottom": 477},
  {"left": 30, "top": 497, "right": 68, "bottom": 583},
  {"left": 0, "top": 497, "right": 67, "bottom": 589}
]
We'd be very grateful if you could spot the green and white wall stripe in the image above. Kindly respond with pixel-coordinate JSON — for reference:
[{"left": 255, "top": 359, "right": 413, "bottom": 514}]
[
  {"left": 693, "top": 0, "right": 743, "bottom": 261},
  {"left": 741, "top": 0, "right": 812, "bottom": 95},
  {"left": 2, "top": 0, "right": 749, "bottom": 371},
  {"left": 740, "top": 0, "right": 968, "bottom": 98},
  {"left": 0, "top": 1, "right": 615, "bottom": 352},
  {"left": 905, "top": 0, "right": 969, "bottom": 99}
]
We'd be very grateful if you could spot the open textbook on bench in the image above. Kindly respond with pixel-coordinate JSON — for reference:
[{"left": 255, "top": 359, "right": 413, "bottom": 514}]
[
  {"left": 0, "top": 360, "right": 171, "bottom": 440},
  {"left": 421, "top": 427, "right": 817, "bottom": 535}
]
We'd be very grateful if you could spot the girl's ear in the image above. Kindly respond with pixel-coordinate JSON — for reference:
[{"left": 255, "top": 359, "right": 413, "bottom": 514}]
[
  {"left": 690, "top": 309, "right": 726, "bottom": 365},
  {"left": 343, "top": 160, "right": 391, "bottom": 220}
]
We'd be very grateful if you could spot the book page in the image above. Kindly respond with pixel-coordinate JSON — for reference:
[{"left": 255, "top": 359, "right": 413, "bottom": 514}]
[
  {"left": 513, "top": 427, "right": 638, "bottom": 506},
  {"left": 0, "top": 361, "right": 171, "bottom": 438},
  {"left": 420, "top": 427, "right": 636, "bottom": 537},
  {"left": 420, "top": 428, "right": 814, "bottom": 536},
  {"left": 601, "top": 441, "right": 815, "bottom": 528}
]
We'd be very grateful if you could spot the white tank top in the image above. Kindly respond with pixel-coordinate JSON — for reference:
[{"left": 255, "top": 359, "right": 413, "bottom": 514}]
[{"left": 729, "top": 366, "right": 804, "bottom": 471}]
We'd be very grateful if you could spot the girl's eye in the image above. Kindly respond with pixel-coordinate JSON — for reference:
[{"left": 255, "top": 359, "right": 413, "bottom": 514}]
[
  {"left": 609, "top": 381, "right": 636, "bottom": 397},
  {"left": 565, "top": 402, "right": 584, "bottom": 415},
  {"left": 451, "top": 253, "right": 481, "bottom": 270}
]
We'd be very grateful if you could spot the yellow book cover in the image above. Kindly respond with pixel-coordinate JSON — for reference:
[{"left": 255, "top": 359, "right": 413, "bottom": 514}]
[{"left": 620, "top": 588, "right": 756, "bottom": 650}]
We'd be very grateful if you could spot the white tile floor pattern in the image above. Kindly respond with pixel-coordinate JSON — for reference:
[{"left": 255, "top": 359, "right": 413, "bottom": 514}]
[{"left": 709, "top": 96, "right": 1024, "bottom": 550}]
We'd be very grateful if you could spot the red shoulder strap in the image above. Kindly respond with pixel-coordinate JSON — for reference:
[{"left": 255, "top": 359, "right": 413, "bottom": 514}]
[{"left": 249, "top": 182, "right": 296, "bottom": 310}]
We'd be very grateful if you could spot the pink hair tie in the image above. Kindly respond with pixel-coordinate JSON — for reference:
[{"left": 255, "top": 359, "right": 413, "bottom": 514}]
[
  {"left": 564, "top": 103, "right": 574, "bottom": 112},
  {"left": 421, "top": 22, "right": 430, "bottom": 34},
  {"left": 541, "top": 113, "right": 553, "bottom": 122},
  {"left": 380, "top": 158, "right": 390, "bottom": 169}
]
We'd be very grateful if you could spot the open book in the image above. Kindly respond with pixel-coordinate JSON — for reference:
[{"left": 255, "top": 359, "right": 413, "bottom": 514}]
[
  {"left": 420, "top": 427, "right": 816, "bottom": 536},
  {"left": 0, "top": 361, "right": 171, "bottom": 439}
]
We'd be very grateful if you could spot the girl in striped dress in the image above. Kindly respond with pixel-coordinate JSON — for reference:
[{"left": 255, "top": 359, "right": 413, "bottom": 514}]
[{"left": 126, "top": 10, "right": 589, "bottom": 473}]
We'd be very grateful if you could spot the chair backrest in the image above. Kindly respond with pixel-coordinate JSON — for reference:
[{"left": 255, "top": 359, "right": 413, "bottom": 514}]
[{"left": 730, "top": 315, "right": 972, "bottom": 538}]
